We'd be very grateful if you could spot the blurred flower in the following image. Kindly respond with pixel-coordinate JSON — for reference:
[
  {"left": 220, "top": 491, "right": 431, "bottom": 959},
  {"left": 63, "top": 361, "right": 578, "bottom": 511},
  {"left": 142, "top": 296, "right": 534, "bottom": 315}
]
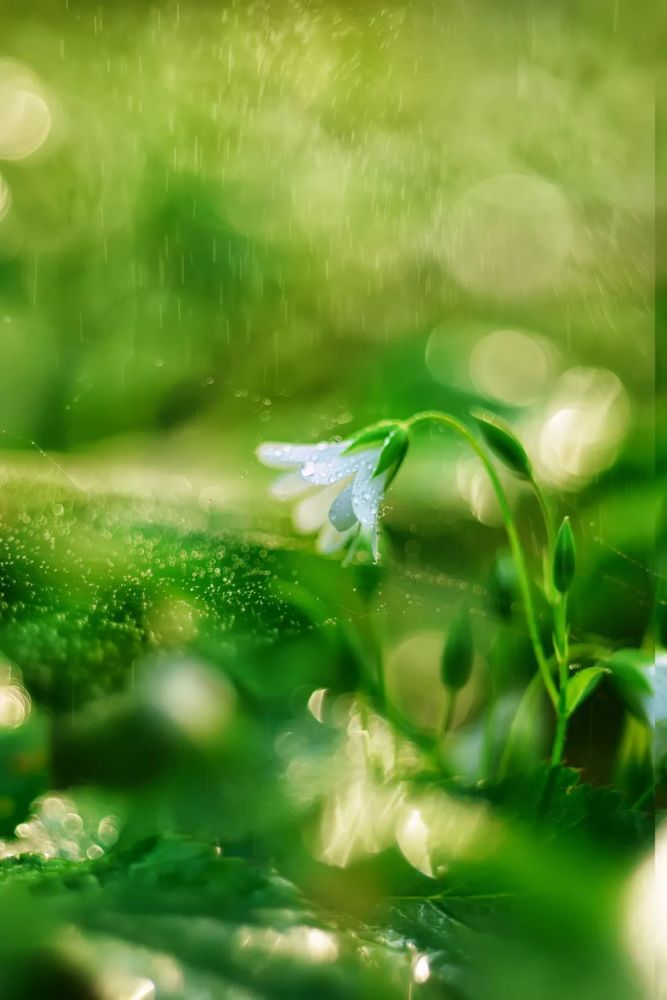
[{"left": 257, "top": 423, "right": 408, "bottom": 560}]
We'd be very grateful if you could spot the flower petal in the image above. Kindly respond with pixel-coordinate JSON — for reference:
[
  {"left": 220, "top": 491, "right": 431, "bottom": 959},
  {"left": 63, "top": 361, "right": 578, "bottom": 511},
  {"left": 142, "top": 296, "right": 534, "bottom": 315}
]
[
  {"left": 269, "top": 471, "right": 313, "bottom": 501},
  {"left": 293, "top": 483, "right": 344, "bottom": 533},
  {"left": 351, "top": 459, "right": 387, "bottom": 531},
  {"left": 256, "top": 441, "right": 332, "bottom": 470},
  {"left": 361, "top": 520, "right": 382, "bottom": 562},
  {"left": 300, "top": 442, "right": 372, "bottom": 486},
  {"left": 351, "top": 460, "right": 389, "bottom": 562},
  {"left": 328, "top": 482, "right": 358, "bottom": 531}
]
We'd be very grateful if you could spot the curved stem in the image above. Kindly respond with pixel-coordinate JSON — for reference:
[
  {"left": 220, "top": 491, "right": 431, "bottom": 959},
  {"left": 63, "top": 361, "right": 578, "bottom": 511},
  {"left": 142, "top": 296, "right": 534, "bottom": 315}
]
[
  {"left": 407, "top": 411, "right": 557, "bottom": 706},
  {"left": 550, "top": 594, "right": 570, "bottom": 766},
  {"left": 499, "top": 642, "right": 609, "bottom": 778}
]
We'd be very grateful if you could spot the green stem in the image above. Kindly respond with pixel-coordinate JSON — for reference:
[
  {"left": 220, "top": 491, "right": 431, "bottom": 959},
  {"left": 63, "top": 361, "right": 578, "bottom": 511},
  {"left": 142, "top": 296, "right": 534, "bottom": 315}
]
[
  {"left": 499, "top": 643, "right": 609, "bottom": 778},
  {"left": 550, "top": 595, "right": 570, "bottom": 766},
  {"left": 407, "top": 411, "right": 557, "bottom": 707},
  {"left": 550, "top": 701, "right": 568, "bottom": 768},
  {"left": 441, "top": 691, "right": 457, "bottom": 737}
]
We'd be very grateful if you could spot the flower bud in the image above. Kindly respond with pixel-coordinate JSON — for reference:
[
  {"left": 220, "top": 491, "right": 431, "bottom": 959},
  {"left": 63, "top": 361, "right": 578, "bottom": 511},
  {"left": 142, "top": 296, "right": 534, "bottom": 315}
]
[
  {"left": 473, "top": 410, "right": 532, "bottom": 479},
  {"left": 488, "top": 551, "right": 516, "bottom": 620},
  {"left": 441, "top": 609, "right": 474, "bottom": 691},
  {"left": 553, "top": 516, "right": 576, "bottom": 594}
]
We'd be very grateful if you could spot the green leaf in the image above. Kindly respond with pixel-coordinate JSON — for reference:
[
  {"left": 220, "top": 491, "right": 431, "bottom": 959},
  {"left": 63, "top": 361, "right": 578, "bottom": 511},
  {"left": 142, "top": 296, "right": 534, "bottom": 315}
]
[
  {"left": 604, "top": 648, "right": 653, "bottom": 720},
  {"left": 0, "top": 837, "right": 436, "bottom": 999},
  {"left": 566, "top": 666, "right": 607, "bottom": 716},
  {"left": 463, "top": 764, "right": 652, "bottom": 851},
  {"left": 472, "top": 411, "right": 532, "bottom": 479},
  {"left": 553, "top": 517, "right": 576, "bottom": 595}
]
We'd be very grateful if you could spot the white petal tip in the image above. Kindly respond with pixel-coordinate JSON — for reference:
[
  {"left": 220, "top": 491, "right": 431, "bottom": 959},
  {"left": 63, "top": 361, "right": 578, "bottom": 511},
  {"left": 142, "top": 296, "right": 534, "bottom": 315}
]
[{"left": 256, "top": 442, "right": 289, "bottom": 467}]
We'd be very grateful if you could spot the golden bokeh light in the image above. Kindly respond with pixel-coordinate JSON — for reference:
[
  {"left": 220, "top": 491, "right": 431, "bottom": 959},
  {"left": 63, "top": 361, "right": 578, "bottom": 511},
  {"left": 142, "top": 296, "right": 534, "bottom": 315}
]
[
  {"left": 0, "top": 663, "right": 31, "bottom": 729},
  {"left": 0, "top": 60, "right": 51, "bottom": 161},
  {"left": 469, "top": 328, "right": 559, "bottom": 405},
  {"left": 142, "top": 656, "right": 236, "bottom": 743},
  {"left": 439, "top": 173, "right": 575, "bottom": 299},
  {"left": 536, "top": 367, "right": 631, "bottom": 488}
]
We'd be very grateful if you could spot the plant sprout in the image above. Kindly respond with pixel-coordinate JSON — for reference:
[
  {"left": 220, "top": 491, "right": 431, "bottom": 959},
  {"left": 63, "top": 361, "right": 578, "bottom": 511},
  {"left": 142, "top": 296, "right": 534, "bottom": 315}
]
[{"left": 259, "top": 409, "right": 585, "bottom": 768}]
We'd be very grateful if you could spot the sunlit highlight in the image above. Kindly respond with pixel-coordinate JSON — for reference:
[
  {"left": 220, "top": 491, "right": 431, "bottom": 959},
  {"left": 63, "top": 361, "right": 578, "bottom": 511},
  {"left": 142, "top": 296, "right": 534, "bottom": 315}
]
[
  {"left": 624, "top": 822, "right": 667, "bottom": 997},
  {"left": 0, "top": 792, "right": 119, "bottom": 861},
  {"left": 0, "top": 60, "right": 51, "bottom": 160},
  {"left": 469, "top": 329, "right": 558, "bottom": 405},
  {"left": 143, "top": 656, "right": 236, "bottom": 742},
  {"left": 0, "top": 173, "right": 11, "bottom": 222},
  {"left": 0, "top": 663, "right": 31, "bottom": 728},
  {"left": 413, "top": 953, "right": 431, "bottom": 983},
  {"left": 234, "top": 924, "right": 339, "bottom": 964},
  {"left": 536, "top": 367, "right": 630, "bottom": 488}
]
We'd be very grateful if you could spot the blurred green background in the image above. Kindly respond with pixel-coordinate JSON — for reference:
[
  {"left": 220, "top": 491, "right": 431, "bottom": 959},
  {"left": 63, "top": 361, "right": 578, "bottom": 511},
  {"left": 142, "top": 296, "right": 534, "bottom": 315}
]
[{"left": 0, "top": 1, "right": 660, "bottom": 998}]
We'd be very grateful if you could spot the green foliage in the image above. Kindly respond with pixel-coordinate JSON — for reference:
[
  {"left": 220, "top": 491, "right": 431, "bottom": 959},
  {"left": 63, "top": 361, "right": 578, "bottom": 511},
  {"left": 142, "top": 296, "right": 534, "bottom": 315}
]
[
  {"left": 603, "top": 649, "right": 654, "bottom": 720},
  {"left": 0, "top": 1, "right": 657, "bottom": 997},
  {"left": 0, "top": 711, "right": 49, "bottom": 837},
  {"left": 0, "top": 766, "right": 651, "bottom": 1000},
  {"left": 566, "top": 667, "right": 607, "bottom": 717},
  {"left": 0, "top": 482, "right": 367, "bottom": 713},
  {"left": 463, "top": 766, "right": 652, "bottom": 856},
  {"left": 0, "top": 475, "right": 654, "bottom": 997}
]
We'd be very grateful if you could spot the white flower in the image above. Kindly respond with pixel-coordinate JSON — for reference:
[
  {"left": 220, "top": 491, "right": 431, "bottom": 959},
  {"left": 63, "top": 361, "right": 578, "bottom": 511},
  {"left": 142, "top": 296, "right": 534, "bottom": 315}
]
[{"left": 256, "top": 424, "right": 408, "bottom": 561}]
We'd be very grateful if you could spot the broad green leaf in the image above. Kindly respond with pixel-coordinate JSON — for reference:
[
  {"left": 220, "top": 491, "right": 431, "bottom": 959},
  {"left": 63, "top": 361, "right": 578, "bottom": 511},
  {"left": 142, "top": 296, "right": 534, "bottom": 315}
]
[
  {"left": 604, "top": 649, "right": 653, "bottom": 720},
  {"left": 566, "top": 666, "right": 607, "bottom": 716}
]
